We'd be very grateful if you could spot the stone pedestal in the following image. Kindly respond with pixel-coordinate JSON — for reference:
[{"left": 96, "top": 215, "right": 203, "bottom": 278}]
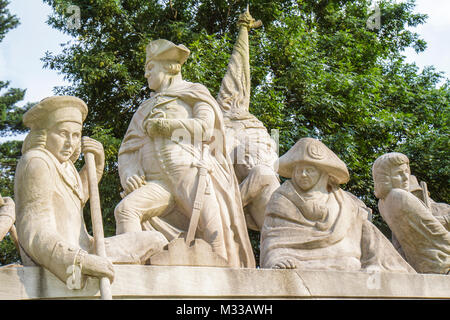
[{"left": 0, "top": 265, "right": 448, "bottom": 299}]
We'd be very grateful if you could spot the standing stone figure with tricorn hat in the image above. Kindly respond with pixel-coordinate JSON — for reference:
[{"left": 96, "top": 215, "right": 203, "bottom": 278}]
[
  {"left": 260, "top": 138, "right": 415, "bottom": 273},
  {"left": 14, "top": 96, "right": 168, "bottom": 287},
  {"left": 114, "top": 39, "right": 255, "bottom": 268},
  {"left": 373, "top": 152, "right": 450, "bottom": 274}
]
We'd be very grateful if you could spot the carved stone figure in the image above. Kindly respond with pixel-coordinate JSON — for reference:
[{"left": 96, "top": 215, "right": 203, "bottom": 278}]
[
  {"left": 216, "top": 9, "right": 280, "bottom": 230},
  {"left": 114, "top": 39, "right": 255, "bottom": 268},
  {"left": 14, "top": 96, "right": 167, "bottom": 285},
  {"left": 0, "top": 196, "right": 15, "bottom": 242},
  {"left": 373, "top": 152, "right": 450, "bottom": 274},
  {"left": 391, "top": 174, "right": 450, "bottom": 259},
  {"left": 261, "top": 138, "right": 415, "bottom": 273}
]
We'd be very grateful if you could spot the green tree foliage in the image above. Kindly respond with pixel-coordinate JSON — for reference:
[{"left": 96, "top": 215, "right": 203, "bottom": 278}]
[
  {"left": 0, "top": 0, "right": 18, "bottom": 41},
  {"left": 35, "top": 0, "right": 449, "bottom": 263},
  {"left": 0, "top": 0, "right": 27, "bottom": 265}
]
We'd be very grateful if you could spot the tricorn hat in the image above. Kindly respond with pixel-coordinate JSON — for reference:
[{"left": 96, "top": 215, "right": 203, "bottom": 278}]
[
  {"left": 145, "top": 39, "right": 190, "bottom": 67},
  {"left": 276, "top": 137, "right": 349, "bottom": 184},
  {"left": 23, "top": 96, "right": 88, "bottom": 130}
]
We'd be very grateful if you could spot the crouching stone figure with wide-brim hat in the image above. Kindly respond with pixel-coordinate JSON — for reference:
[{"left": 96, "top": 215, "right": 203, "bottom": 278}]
[
  {"left": 260, "top": 137, "right": 415, "bottom": 273},
  {"left": 14, "top": 96, "right": 168, "bottom": 286}
]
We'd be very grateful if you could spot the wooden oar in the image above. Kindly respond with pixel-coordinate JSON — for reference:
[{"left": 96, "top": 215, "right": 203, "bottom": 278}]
[{"left": 85, "top": 152, "right": 112, "bottom": 300}]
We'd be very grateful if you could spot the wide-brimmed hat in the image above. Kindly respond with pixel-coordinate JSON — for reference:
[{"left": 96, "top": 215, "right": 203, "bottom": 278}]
[
  {"left": 145, "top": 39, "right": 190, "bottom": 67},
  {"left": 23, "top": 96, "right": 88, "bottom": 130},
  {"left": 277, "top": 137, "right": 349, "bottom": 184}
]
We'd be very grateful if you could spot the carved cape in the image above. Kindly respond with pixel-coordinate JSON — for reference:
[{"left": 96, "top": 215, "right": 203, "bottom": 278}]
[
  {"left": 261, "top": 180, "right": 415, "bottom": 273},
  {"left": 118, "top": 80, "right": 255, "bottom": 268}
]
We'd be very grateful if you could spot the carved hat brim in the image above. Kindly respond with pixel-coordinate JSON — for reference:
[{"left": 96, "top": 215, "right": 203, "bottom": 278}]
[
  {"left": 276, "top": 137, "right": 350, "bottom": 184},
  {"left": 145, "top": 39, "right": 190, "bottom": 66},
  {"left": 23, "top": 96, "right": 88, "bottom": 130}
]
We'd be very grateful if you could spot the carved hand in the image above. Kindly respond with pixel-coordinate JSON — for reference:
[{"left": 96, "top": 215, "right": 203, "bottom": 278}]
[
  {"left": 123, "top": 174, "right": 147, "bottom": 195},
  {"left": 81, "top": 253, "right": 115, "bottom": 283},
  {"left": 81, "top": 137, "right": 105, "bottom": 170},
  {"left": 273, "top": 259, "right": 297, "bottom": 269},
  {"left": 144, "top": 118, "right": 172, "bottom": 137}
]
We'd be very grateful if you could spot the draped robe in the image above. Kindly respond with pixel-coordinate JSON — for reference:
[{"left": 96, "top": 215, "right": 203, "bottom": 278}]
[{"left": 261, "top": 180, "right": 415, "bottom": 273}]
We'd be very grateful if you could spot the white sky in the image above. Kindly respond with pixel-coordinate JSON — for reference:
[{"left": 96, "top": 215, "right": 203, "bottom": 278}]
[
  {"left": 0, "top": 0, "right": 449, "bottom": 142},
  {"left": 402, "top": 0, "right": 450, "bottom": 81}
]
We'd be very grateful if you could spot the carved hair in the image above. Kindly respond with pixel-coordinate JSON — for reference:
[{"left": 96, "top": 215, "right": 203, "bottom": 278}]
[
  {"left": 372, "top": 152, "right": 410, "bottom": 199},
  {"left": 162, "top": 61, "right": 182, "bottom": 75},
  {"left": 145, "top": 60, "right": 182, "bottom": 76},
  {"left": 22, "top": 129, "right": 81, "bottom": 163},
  {"left": 22, "top": 129, "right": 47, "bottom": 154},
  {"left": 327, "top": 175, "right": 339, "bottom": 192}
]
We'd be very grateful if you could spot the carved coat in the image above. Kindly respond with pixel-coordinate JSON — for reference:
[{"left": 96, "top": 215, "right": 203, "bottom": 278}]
[
  {"left": 14, "top": 148, "right": 168, "bottom": 283},
  {"left": 118, "top": 80, "right": 255, "bottom": 268},
  {"left": 15, "top": 148, "right": 92, "bottom": 282}
]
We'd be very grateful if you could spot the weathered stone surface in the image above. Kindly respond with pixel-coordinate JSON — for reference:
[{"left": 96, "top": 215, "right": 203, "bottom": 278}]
[
  {"left": 373, "top": 152, "right": 450, "bottom": 274},
  {"left": 261, "top": 138, "right": 414, "bottom": 273},
  {"left": 0, "top": 196, "right": 15, "bottom": 242},
  {"left": 150, "top": 238, "right": 229, "bottom": 267},
  {"left": 216, "top": 9, "right": 279, "bottom": 231},
  {"left": 0, "top": 265, "right": 448, "bottom": 299},
  {"left": 114, "top": 39, "right": 255, "bottom": 268},
  {"left": 14, "top": 96, "right": 168, "bottom": 289}
]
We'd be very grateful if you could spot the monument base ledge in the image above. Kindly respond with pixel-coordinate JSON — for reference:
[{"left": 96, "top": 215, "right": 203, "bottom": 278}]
[{"left": 0, "top": 264, "right": 448, "bottom": 299}]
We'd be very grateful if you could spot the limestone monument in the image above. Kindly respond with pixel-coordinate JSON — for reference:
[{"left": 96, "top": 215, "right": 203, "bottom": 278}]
[
  {"left": 373, "top": 152, "right": 450, "bottom": 274},
  {"left": 14, "top": 96, "right": 168, "bottom": 288},
  {"left": 260, "top": 138, "right": 415, "bottom": 273},
  {"left": 216, "top": 8, "right": 280, "bottom": 231},
  {"left": 114, "top": 39, "right": 255, "bottom": 268},
  {"left": 2, "top": 9, "right": 450, "bottom": 301}
]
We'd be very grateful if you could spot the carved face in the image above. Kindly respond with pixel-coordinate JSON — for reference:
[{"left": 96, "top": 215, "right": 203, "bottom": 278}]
[
  {"left": 293, "top": 163, "right": 322, "bottom": 191},
  {"left": 390, "top": 163, "right": 410, "bottom": 191},
  {"left": 145, "top": 61, "right": 166, "bottom": 91},
  {"left": 45, "top": 121, "right": 82, "bottom": 163}
]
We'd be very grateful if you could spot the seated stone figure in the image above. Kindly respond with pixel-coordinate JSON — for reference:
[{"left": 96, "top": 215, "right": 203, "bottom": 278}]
[
  {"left": 0, "top": 197, "right": 15, "bottom": 242},
  {"left": 373, "top": 152, "right": 450, "bottom": 274},
  {"left": 14, "top": 96, "right": 167, "bottom": 285},
  {"left": 261, "top": 138, "right": 414, "bottom": 273}
]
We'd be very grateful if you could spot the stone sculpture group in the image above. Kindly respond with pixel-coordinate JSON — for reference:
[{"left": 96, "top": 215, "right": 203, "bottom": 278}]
[{"left": 0, "top": 9, "right": 448, "bottom": 299}]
